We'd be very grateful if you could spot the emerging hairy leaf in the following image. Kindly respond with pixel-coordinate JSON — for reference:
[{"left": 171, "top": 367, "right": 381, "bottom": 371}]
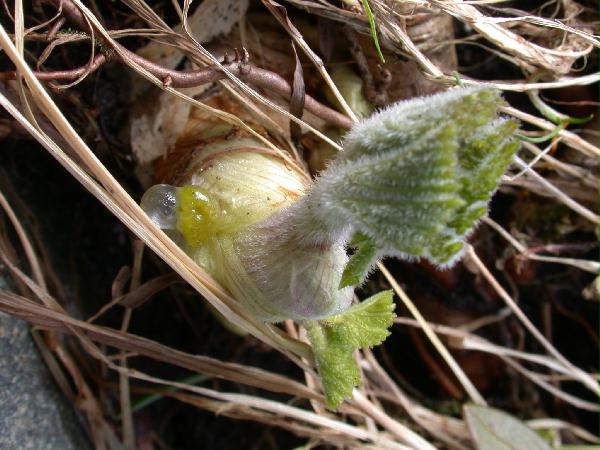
[
  {"left": 306, "top": 291, "right": 395, "bottom": 408},
  {"left": 297, "top": 87, "right": 519, "bottom": 267},
  {"left": 306, "top": 322, "right": 360, "bottom": 410},
  {"left": 428, "top": 119, "right": 519, "bottom": 262},
  {"left": 339, "top": 233, "right": 377, "bottom": 288},
  {"left": 324, "top": 290, "right": 395, "bottom": 348}
]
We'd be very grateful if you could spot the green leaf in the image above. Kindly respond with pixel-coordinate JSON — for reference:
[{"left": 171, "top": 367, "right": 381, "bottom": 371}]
[
  {"left": 324, "top": 290, "right": 395, "bottom": 348},
  {"left": 305, "top": 321, "right": 360, "bottom": 409},
  {"left": 339, "top": 88, "right": 503, "bottom": 162},
  {"left": 428, "top": 119, "right": 520, "bottom": 263},
  {"left": 339, "top": 234, "right": 377, "bottom": 288},
  {"left": 306, "top": 291, "right": 395, "bottom": 409},
  {"left": 313, "top": 120, "right": 466, "bottom": 259},
  {"left": 304, "top": 88, "right": 520, "bottom": 266},
  {"left": 464, "top": 404, "right": 552, "bottom": 450}
]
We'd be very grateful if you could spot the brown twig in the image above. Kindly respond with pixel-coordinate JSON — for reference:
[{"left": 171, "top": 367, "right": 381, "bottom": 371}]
[
  {"left": 0, "top": 52, "right": 107, "bottom": 81},
  {"left": 30, "top": 0, "right": 354, "bottom": 129}
]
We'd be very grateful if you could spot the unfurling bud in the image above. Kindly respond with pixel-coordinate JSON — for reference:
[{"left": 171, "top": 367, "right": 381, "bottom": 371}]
[
  {"left": 142, "top": 87, "right": 519, "bottom": 322},
  {"left": 141, "top": 137, "right": 353, "bottom": 322},
  {"left": 141, "top": 87, "right": 520, "bottom": 408}
]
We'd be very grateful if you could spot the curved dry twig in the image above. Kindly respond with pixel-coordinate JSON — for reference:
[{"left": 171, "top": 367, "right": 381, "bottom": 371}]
[
  {"left": 0, "top": 52, "right": 107, "bottom": 81},
  {"left": 28, "top": 0, "right": 354, "bottom": 129}
]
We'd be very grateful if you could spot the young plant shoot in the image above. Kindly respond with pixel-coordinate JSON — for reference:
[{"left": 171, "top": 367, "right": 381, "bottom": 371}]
[{"left": 141, "top": 87, "right": 520, "bottom": 408}]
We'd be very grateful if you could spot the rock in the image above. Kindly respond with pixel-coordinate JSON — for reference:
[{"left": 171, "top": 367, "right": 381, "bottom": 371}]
[{"left": 0, "top": 312, "right": 91, "bottom": 450}]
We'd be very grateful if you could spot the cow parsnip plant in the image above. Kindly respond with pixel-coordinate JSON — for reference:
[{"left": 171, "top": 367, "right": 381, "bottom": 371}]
[{"left": 141, "top": 87, "right": 520, "bottom": 408}]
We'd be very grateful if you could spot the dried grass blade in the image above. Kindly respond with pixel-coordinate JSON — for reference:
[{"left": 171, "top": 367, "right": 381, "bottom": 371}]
[
  {"left": 509, "top": 157, "right": 599, "bottom": 224},
  {"left": 426, "top": 0, "right": 588, "bottom": 74},
  {"left": 377, "top": 262, "right": 487, "bottom": 406},
  {"left": 0, "top": 290, "right": 321, "bottom": 400},
  {"left": 465, "top": 246, "right": 599, "bottom": 395},
  {"left": 262, "top": 0, "right": 359, "bottom": 124}
]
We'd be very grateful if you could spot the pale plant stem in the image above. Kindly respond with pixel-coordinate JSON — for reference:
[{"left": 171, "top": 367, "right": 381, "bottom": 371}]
[
  {"left": 507, "top": 141, "right": 556, "bottom": 181},
  {"left": 13, "top": 0, "right": 33, "bottom": 126},
  {"left": 461, "top": 73, "right": 600, "bottom": 92},
  {"left": 502, "top": 106, "right": 599, "bottom": 157},
  {"left": 119, "top": 307, "right": 134, "bottom": 450},
  {"left": 376, "top": 262, "right": 487, "bottom": 405},
  {"left": 532, "top": 373, "right": 600, "bottom": 382},
  {"left": 527, "top": 419, "right": 600, "bottom": 444},
  {"left": 521, "top": 141, "right": 598, "bottom": 188},
  {"left": 475, "top": 220, "right": 517, "bottom": 251},
  {"left": 465, "top": 246, "right": 600, "bottom": 396},
  {"left": 500, "top": 356, "right": 599, "bottom": 411},
  {"left": 458, "top": 308, "right": 512, "bottom": 332},
  {"left": 484, "top": 217, "right": 599, "bottom": 274},
  {"left": 523, "top": 255, "right": 600, "bottom": 274},
  {"left": 118, "top": 242, "right": 144, "bottom": 450},
  {"left": 509, "top": 157, "right": 599, "bottom": 224}
]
